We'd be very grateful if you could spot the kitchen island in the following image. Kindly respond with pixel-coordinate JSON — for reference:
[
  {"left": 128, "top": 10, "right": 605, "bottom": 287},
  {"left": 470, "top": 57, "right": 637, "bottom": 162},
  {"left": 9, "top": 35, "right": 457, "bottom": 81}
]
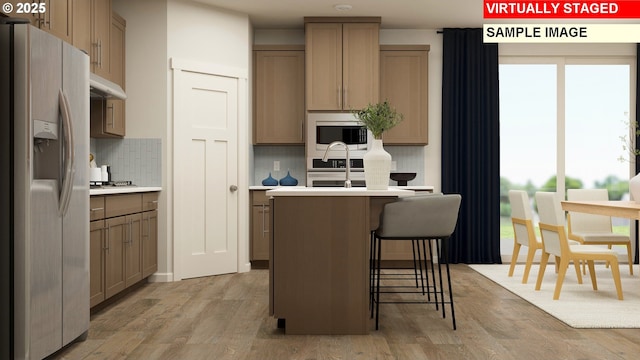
[{"left": 267, "top": 187, "right": 414, "bottom": 335}]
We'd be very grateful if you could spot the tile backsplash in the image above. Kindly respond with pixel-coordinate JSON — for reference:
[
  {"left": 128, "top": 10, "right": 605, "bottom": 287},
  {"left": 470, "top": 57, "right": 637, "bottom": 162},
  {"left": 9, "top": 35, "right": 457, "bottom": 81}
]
[
  {"left": 252, "top": 145, "right": 425, "bottom": 186},
  {"left": 253, "top": 146, "right": 306, "bottom": 185},
  {"left": 90, "top": 138, "right": 162, "bottom": 186},
  {"left": 386, "top": 146, "right": 425, "bottom": 186}
]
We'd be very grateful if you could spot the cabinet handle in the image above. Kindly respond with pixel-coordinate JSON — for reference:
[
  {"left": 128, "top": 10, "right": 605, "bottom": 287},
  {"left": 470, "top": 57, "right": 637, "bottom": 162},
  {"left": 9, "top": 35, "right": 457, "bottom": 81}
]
[
  {"left": 337, "top": 86, "right": 342, "bottom": 108},
  {"left": 107, "top": 103, "right": 114, "bottom": 128},
  {"left": 261, "top": 204, "right": 269, "bottom": 237},
  {"left": 343, "top": 87, "right": 348, "bottom": 108},
  {"left": 91, "top": 42, "right": 98, "bottom": 65},
  {"left": 98, "top": 39, "right": 102, "bottom": 68},
  {"left": 105, "top": 225, "right": 111, "bottom": 252},
  {"left": 128, "top": 220, "right": 132, "bottom": 245},
  {"left": 90, "top": 207, "right": 104, "bottom": 212}
]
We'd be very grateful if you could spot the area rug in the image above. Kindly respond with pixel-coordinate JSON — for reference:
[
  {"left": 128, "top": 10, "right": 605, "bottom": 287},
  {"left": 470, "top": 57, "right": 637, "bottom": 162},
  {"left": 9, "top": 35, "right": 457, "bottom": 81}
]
[{"left": 468, "top": 264, "right": 640, "bottom": 328}]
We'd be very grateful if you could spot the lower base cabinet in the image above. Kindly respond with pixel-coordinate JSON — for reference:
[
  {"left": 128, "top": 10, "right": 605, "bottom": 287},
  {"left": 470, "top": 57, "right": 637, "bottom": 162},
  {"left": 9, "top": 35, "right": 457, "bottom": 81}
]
[
  {"left": 90, "top": 192, "right": 159, "bottom": 308},
  {"left": 250, "top": 189, "right": 432, "bottom": 264},
  {"left": 142, "top": 209, "right": 158, "bottom": 277},
  {"left": 250, "top": 191, "right": 270, "bottom": 262},
  {"left": 89, "top": 220, "right": 106, "bottom": 307}
]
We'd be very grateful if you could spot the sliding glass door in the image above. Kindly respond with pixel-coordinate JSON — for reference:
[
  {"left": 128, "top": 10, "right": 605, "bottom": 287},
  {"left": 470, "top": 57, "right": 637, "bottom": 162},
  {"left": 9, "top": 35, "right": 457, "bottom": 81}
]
[{"left": 499, "top": 58, "right": 634, "bottom": 251}]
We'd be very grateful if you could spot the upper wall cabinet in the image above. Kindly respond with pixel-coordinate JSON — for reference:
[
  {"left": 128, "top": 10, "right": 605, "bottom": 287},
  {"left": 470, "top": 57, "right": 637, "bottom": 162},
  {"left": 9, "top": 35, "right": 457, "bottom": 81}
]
[
  {"left": 91, "top": 0, "right": 112, "bottom": 80},
  {"left": 253, "top": 45, "right": 305, "bottom": 145},
  {"left": 40, "top": 0, "right": 73, "bottom": 43},
  {"left": 72, "top": 0, "right": 91, "bottom": 56},
  {"left": 1, "top": 1, "right": 72, "bottom": 43},
  {"left": 110, "top": 11, "right": 125, "bottom": 88},
  {"left": 380, "top": 45, "right": 429, "bottom": 145},
  {"left": 91, "top": 11, "right": 125, "bottom": 138},
  {"left": 305, "top": 18, "right": 380, "bottom": 111}
]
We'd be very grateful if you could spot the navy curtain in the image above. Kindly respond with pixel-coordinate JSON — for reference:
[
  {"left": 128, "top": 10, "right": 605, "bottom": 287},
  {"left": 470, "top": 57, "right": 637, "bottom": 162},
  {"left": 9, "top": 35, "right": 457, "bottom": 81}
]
[
  {"left": 635, "top": 44, "right": 640, "bottom": 263},
  {"left": 441, "top": 28, "right": 501, "bottom": 264}
]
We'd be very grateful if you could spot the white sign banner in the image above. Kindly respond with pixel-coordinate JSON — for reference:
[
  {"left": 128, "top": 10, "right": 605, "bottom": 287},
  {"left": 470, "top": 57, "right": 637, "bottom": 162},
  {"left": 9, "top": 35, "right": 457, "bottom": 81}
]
[{"left": 483, "top": 23, "right": 640, "bottom": 43}]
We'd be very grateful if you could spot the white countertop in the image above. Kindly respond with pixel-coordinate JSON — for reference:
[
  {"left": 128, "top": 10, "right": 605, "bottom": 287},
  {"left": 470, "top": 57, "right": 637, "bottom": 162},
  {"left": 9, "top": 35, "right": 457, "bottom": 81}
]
[
  {"left": 266, "top": 187, "right": 415, "bottom": 197},
  {"left": 90, "top": 186, "right": 162, "bottom": 195},
  {"left": 251, "top": 185, "right": 434, "bottom": 192},
  {"left": 249, "top": 185, "right": 305, "bottom": 191}
]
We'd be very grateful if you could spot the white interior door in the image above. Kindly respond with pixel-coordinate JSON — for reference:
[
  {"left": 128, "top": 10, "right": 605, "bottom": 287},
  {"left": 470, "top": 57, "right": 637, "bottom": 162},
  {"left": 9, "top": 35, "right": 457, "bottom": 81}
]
[{"left": 174, "top": 69, "right": 238, "bottom": 279}]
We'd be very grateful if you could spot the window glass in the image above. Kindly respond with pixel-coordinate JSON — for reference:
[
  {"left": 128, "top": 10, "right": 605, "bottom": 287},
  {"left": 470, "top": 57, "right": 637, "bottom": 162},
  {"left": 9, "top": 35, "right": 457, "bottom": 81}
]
[{"left": 499, "top": 61, "right": 633, "bottom": 253}]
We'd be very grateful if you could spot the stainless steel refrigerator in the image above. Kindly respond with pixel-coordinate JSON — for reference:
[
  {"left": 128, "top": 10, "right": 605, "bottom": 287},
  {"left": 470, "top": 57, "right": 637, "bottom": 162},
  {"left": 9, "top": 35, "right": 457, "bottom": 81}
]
[{"left": 1, "top": 19, "right": 90, "bottom": 359}]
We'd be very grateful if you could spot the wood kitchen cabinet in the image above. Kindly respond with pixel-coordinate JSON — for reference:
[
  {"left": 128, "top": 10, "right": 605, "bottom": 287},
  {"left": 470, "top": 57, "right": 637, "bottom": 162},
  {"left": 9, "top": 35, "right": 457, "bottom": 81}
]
[
  {"left": 72, "top": 0, "right": 91, "bottom": 55},
  {"left": 90, "top": 192, "right": 158, "bottom": 309},
  {"left": 39, "top": 0, "right": 73, "bottom": 43},
  {"left": 250, "top": 190, "right": 270, "bottom": 262},
  {"left": 89, "top": 196, "right": 106, "bottom": 307},
  {"left": 1, "top": 1, "right": 72, "bottom": 43},
  {"left": 1, "top": 1, "right": 38, "bottom": 25},
  {"left": 90, "top": 11, "right": 126, "bottom": 138},
  {"left": 253, "top": 46, "right": 305, "bottom": 144},
  {"left": 380, "top": 45, "right": 429, "bottom": 145},
  {"left": 123, "top": 213, "right": 143, "bottom": 287},
  {"left": 91, "top": 98, "right": 125, "bottom": 137},
  {"left": 104, "top": 214, "right": 127, "bottom": 298},
  {"left": 104, "top": 194, "right": 142, "bottom": 298},
  {"left": 110, "top": 11, "right": 125, "bottom": 87},
  {"left": 305, "top": 18, "right": 380, "bottom": 111},
  {"left": 142, "top": 192, "right": 159, "bottom": 278},
  {"left": 91, "top": 0, "right": 111, "bottom": 79}
]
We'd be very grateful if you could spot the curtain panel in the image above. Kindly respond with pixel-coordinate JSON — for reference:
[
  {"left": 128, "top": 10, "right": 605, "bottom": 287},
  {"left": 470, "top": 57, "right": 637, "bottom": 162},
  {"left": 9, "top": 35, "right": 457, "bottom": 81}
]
[
  {"left": 635, "top": 44, "right": 639, "bottom": 263},
  {"left": 441, "top": 28, "right": 501, "bottom": 264}
]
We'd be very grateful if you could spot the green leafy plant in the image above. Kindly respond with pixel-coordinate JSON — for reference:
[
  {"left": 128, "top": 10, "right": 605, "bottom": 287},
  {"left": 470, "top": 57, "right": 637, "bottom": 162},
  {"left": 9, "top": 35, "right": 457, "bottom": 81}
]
[{"left": 354, "top": 101, "right": 403, "bottom": 140}]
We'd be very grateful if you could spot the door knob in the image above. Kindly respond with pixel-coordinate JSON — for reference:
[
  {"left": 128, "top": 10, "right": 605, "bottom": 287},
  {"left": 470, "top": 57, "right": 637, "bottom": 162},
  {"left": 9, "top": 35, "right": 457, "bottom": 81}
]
[{"left": 229, "top": 185, "right": 238, "bottom": 192}]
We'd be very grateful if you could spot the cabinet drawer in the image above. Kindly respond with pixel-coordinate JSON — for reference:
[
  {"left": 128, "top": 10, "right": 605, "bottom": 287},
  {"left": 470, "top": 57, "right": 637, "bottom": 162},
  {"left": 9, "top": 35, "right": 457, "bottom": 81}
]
[
  {"left": 90, "top": 196, "right": 106, "bottom": 220},
  {"left": 142, "top": 192, "right": 159, "bottom": 211},
  {"left": 251, "top": 190, "right": 270, "bottom": 205},
  {"left": 105, "top": 194, "right": 142, "bottom": 218}
]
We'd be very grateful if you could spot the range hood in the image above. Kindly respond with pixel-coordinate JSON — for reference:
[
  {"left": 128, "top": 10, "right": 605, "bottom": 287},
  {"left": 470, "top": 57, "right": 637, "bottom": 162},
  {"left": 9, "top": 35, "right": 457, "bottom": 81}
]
[{"left": 89, "top": 73, "right": 127, "bottom": 100}]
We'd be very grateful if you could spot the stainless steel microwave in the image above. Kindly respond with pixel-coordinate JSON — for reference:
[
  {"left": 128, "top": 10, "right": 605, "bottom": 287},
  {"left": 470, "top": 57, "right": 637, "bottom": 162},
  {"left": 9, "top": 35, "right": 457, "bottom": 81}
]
[
  {"left": 306, "top": 112, "right": 372, "bottom": 174},
  {"left": 306, "top": 113, "right": 371, "bottom": 155}
]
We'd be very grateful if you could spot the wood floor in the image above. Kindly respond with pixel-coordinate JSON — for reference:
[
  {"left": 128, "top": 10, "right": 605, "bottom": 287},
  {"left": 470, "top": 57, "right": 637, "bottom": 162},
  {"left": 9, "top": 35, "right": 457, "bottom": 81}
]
[{"left": 54, "top": 264, "right": 640, "bottom": 360}]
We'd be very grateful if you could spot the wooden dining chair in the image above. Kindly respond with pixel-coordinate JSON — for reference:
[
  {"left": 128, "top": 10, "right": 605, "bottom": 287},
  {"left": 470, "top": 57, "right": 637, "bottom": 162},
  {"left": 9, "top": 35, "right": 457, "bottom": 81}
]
[
  {"left": 566, "top": 188, "right": 634, "bottom": 275},
  {"left": 534, "top": 192, "right": 623, "bottom": 300},
  {"left": 507, "top": 190, "right": 543, "bottom": 284}
]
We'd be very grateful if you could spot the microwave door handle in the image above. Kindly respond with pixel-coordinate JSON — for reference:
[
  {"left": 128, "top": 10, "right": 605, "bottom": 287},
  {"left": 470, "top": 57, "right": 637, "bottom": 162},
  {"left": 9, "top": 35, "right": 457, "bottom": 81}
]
[{"left": 58, "top": 89, "right": 75, "bottom": 216}]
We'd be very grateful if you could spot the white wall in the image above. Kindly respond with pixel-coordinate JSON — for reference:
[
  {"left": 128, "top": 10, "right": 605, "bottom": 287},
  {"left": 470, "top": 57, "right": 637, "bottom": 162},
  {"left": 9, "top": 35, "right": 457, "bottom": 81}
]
[
  {"left": 113, "top": 0, "right": 171, "bottom": 281},
  {"left": 113, "top": 0, "right": 252, "bottom": 281}
]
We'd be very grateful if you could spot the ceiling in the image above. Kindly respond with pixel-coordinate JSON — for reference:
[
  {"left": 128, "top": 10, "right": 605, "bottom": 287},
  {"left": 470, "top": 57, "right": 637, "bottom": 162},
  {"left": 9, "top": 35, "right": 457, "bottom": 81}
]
[{"left": 193, "top": 0, "right": 484, "bottom": 29}]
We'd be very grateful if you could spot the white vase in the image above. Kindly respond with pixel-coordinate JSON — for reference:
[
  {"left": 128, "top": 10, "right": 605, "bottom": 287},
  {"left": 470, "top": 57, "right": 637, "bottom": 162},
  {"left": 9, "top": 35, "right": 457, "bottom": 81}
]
[
  {"left": 364, "top": 139, "right": 392, "bottom": 190},
  {"left": 630, "top": 173, "right": 640, "bottom": 203}
]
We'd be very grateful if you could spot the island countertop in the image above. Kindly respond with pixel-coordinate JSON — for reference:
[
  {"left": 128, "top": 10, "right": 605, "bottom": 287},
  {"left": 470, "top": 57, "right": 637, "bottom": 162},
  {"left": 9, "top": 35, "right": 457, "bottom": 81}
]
[
  {"left": 90, "top": 186, "right": 162, "bottom": 195},
  {"left": 266, "top": 187, "right": 415, "bottom": 197}
]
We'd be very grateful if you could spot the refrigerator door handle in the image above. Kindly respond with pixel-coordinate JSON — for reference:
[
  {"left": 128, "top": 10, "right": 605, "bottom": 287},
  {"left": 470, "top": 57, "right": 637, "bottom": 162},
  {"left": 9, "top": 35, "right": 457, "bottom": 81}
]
[{"left": 58, "top": 89, "right": 75, "bottom": 216}]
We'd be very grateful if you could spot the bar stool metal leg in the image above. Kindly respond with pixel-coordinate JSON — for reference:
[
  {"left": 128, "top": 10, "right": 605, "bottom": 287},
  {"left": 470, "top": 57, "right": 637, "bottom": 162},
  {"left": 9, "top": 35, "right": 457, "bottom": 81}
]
[{"left": 375, "top": 234, "right": 383, "bottom": 330}]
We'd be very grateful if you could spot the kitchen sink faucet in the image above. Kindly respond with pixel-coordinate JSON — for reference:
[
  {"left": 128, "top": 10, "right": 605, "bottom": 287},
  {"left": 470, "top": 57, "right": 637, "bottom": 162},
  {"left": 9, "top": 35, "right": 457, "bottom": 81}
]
[{"left": 322, "top": 141, "right": 352, "bottom": 188}]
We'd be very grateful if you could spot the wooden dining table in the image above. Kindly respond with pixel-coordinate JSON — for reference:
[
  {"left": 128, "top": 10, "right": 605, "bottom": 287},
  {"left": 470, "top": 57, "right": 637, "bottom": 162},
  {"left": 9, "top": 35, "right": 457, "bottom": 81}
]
[
  {"left": 561, "top": 200, "right": 640, "bottom": 220},
  {"left": 561, "top": 200, "right": 640, "bottom": 263}
]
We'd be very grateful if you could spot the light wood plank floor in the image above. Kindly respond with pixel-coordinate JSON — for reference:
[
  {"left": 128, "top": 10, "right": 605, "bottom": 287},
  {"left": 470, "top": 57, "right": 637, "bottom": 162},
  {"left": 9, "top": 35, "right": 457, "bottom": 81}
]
[{"left": 54, "top": 265, "right": 640, "bottom": 360}]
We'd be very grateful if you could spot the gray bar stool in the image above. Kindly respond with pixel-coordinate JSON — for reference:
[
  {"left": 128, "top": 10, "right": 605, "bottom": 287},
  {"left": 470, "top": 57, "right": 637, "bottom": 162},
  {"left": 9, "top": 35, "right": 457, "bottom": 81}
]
[
  {"left": 369, "top": 193, "right": 444, "bottom": 314},
  {"left": 371, "top": 194, "right": 462, "bottom": 330}
]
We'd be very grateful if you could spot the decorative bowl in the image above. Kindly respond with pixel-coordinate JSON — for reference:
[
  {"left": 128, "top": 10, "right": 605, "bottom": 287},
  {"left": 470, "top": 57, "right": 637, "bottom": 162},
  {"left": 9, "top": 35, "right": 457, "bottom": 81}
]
[{"left": 390, "top": 172, "right": 416, "bottom": 186}]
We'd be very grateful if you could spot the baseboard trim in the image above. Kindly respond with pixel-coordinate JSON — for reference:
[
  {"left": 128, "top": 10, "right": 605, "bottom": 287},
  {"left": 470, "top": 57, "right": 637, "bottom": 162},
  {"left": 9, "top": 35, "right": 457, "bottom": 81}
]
[{"left": 148, "top": 272, "right": 173, "bottom": 283}]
